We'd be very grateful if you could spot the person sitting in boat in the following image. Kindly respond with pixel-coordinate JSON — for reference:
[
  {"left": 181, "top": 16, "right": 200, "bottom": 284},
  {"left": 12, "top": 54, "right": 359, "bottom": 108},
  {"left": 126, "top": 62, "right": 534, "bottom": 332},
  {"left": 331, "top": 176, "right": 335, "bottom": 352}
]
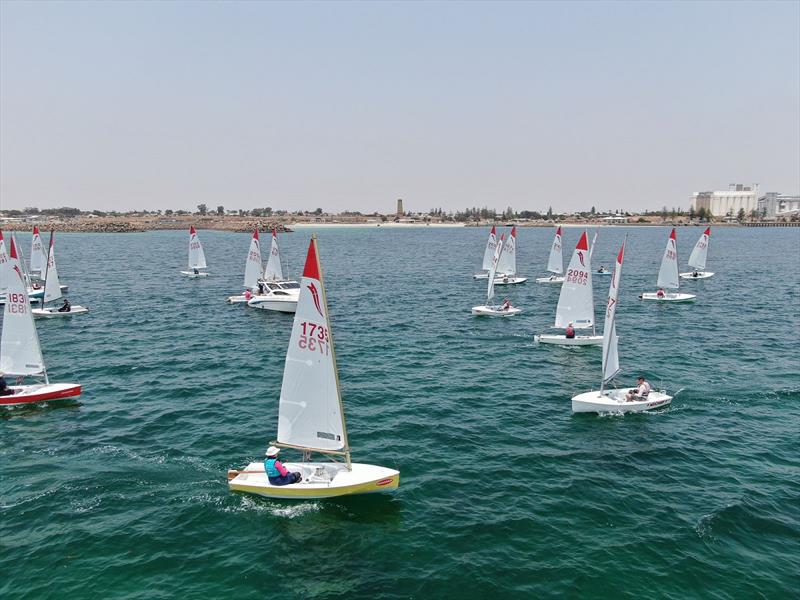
[
  {"left": 244, "top": 289, "right": 252, "bottom": 301},
  {"left": 656, "top": 288, "right": 665, "bottom": 298},
  {"left": 264, "top": 446, "right": 302, "bottom": 486},
  {"left": 257, "top": 282, "right": 265, "bottom": 295},
  {"left": 692, "top": 270, "right": 699, "bottom": 278},
  {"left": 193, "top": 268, "right": 199, "bottom": 275},
  {"left": 57, "top": 298, "right": 71, "bottom": 313},
  {"left": 565, "top": 323, "right": 576, "bottom": 339},
  {"left": 500, "top": 298, "right": 511, "bottom": 311},
  {"left": 597, "top": 266, "right": 607, "bottom": 273},
  {"left": 626, "top": 376, "right": 651, "bottom": 402},
  {"left": 0, "top": 372, "right": 13, "bottom": 396}
]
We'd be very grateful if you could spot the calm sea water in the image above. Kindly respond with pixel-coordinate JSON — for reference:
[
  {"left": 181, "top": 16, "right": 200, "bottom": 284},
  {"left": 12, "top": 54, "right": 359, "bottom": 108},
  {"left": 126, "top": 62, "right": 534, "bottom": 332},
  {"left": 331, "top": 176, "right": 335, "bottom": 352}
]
[{"left": 1, "top": 226, "right": 798, "bottom": 599}]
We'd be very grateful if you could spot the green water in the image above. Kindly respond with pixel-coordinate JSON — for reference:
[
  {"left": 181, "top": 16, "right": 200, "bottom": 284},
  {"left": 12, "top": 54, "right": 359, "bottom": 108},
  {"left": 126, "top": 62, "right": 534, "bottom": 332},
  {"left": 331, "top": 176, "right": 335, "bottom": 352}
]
[{"left": 1, "top": 226, "right": 798, "bottom": 599}]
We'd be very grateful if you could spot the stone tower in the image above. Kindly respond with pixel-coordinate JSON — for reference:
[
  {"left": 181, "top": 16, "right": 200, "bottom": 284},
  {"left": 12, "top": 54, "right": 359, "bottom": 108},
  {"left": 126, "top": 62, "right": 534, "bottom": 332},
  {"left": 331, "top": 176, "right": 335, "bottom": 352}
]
[{"left": 396, "top": 198, "right": 404, "bottom": 217}]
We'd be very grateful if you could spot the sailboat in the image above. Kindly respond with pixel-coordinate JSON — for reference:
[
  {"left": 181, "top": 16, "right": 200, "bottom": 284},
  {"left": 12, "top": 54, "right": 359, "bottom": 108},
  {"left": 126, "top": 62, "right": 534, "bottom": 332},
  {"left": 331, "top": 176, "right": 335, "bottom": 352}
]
[
  {"left": 492, "top": 226, "right": 526, "bottom": 285},
  {"left": 472, "top": 226, "right": 498, "bottom": 279},
  {"left": 680, "top": 227, "right": 714, "bottom": 280},
  {"left": 29, "top": 226, "right": 48, "bottom": 279},
  {"left": 0, "top": 238, "right": 82, "bottom": 406},
  {"left": 572, "top": 240, "right": 672, "bottom": 413},
  {"left": 640, "top": 229, "right": 696, "bottom": 302},
  {"left": 536, "top": 226, "right": 565, "bottom": 283},
  {"left": 535, "top": 231, "right": 601, "bottom": 345},
  {"left": 31, "top": 232, "right": 89, "bottom": 317},
  {"left": 227, "top": 235, "right": 400, "bottom": 498},
  {"left": 472, "top": 233, "right": 521, "bottom": 317},
  {"left": 226, "top": 230, "right": 263, "bottom": 304},
  {"left": 181, "top": 226, "right": 209, "bottom": 277},
  {"left": 247, "top": 229, "right": 300, "bottom": 313}
]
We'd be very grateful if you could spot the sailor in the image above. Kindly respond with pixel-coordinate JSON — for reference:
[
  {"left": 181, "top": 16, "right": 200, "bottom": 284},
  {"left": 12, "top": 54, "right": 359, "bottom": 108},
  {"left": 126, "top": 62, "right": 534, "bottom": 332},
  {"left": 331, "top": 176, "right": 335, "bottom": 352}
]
[
  {"left": 598, "top": 266, "right": 607, "bottom": 273},
  {"left": 0, "top": 372, "right": 13, "bottom": 396},
  {"left": 692, "top": 270, "right": 699, "bottom": 278},
  {"left": 244, "top": 289, "right": 252, "bottom": 301},
  {"left": 193, "top": 268, "right": 199, "bottom": 275},
  {"left": 264, "top": 446, "right": 302, "bottom": 486},
  {"left": 656, "top": 288, "right": 665, "bottom": 298},
  {"left": 500, "top": 298, "right": 511, "bottom": 311},
  {"left": 565, "top": 322, "right": 575, "bottom": 339},
  {"left": 626, "top": 376, "right": 651, "bottom": 402},
  {"left": 57, "top": 298, "right": 71, "bottom": 313}
]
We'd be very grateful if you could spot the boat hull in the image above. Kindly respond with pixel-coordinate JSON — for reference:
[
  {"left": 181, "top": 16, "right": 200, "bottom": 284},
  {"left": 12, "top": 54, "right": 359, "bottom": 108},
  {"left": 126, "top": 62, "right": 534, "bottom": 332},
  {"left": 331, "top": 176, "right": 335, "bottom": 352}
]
[
  {"left": 679, "top": 271, "right": 714, "bottom": 280},
  {"left": 226, "top": 295, "right": 250, "bottom": 304},
  {"left": 571, "top": 388, "right": 672, "bottom": 413},
  {"left": 536, "top": 275, "right": 564, "bottom": 284},
  {"left": 228, "top": 461, "right": 400, "bottom": 499},
  {"left": 181, "top": 271, "right": 209, "bottom": 278},
  {"left": 473, "top": 272, "right": 514, "bottom": 280},
  {"left": 32, "top": 306, "right": 89, "bottom": 317},
  {"left": 534, "top": 334, "right": 602, "bottom": 346},
  {"left": 0, "top": 383, "right": 82, "bottom": 406},
  {"left": 493, "top": 276, "right": 527, "bottom": 285},
  {"left": 640, "top": 292, "right": 696, "bottom": 302},
  {"left": 247, "top": 296, "right": 298, "bottom": 313},
  {"left": 471, "top": 305, "right": 522, "bottom": 317}
]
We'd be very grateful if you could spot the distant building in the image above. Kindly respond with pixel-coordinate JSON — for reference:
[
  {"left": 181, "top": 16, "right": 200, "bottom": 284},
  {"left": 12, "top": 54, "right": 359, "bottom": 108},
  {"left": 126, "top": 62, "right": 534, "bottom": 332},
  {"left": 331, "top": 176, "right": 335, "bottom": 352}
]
[
  {"left": 691, "top": 183, "right": 759, "bottom": 217},
  {"left": 602, "top": 215, "right": 629, "bottom": 223},
  {"left": 758, "top": 192, "right": 800, "bottom": 219},
  {"left": 396, "top": 198, "right": 404, "bottom": 217}
]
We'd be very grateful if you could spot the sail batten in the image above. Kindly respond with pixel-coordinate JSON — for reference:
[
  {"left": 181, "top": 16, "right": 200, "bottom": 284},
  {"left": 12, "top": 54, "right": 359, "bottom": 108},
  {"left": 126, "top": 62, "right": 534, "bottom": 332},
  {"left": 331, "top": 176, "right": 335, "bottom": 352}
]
[{"left": 554, "top": 231, "right": 595, "bottom": 329}]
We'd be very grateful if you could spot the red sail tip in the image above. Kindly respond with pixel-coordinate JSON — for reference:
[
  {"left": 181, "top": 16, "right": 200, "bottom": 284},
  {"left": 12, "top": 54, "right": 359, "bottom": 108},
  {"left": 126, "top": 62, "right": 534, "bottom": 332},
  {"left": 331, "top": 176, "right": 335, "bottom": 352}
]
[
  {"left": 272, "top": 228, "right": 277, "bottom": 238},
  {"left": 510, "top": 226, "right": 517, "bottom": 237},
  {"left": 490, "top": 225, "right": 496, "bottom": 234},
  {"left": 33, "top": 226, "right": 40, "bottom": 235},
  {"left": 9, "top": 236, "right": 18, "bottom": 258},
  {"left": 0, "top": 230, "right": 4, "bottom": 241},
  {"left": 704, "top": 227, "right": 711, "bottom": 236},
  {"left": 253, "top": 229, "right": 259, "bottom": 240},
  {"left": 302, "top": 238, "right": 321, "bottom": 281},
  {"left": 669, "top": 228, "right": 676, "bottom": 240},
  {"left": 576, "top": 231, "right": 589, "bottom": 251},
  {"left": 556, "top": 226, "right": 562, "bottom": 236},
  {"left": 617, "top": 241, "right": 625, "bottom": 264},
  {"left": 190, "top": 226, "right": 196, "bottom": 235}
]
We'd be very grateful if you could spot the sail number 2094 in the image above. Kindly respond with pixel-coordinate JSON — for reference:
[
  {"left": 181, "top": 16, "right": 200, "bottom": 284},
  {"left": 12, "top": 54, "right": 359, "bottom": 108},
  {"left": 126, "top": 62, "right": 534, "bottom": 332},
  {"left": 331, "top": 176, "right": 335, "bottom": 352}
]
[
  {"left": 566, "top": 269, "right": 589, "bottom": 285},
  {"left": 299, "top": 321, "right": 329, "bottom": 355}
]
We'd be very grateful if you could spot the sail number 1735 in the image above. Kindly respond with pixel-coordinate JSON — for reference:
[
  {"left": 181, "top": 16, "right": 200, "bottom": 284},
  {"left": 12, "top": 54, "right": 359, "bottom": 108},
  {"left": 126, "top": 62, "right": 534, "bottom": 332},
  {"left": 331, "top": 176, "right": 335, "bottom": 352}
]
[{"left": 299, "top": 321, "right": 329, "bottom": 355}]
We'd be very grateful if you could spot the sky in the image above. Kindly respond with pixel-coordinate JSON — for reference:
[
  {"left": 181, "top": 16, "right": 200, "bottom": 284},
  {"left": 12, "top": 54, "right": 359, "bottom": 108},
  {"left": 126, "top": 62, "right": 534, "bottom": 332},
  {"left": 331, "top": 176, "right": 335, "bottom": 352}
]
[{"left": 1, "top": 0, "right": 798, "bottom": 214}]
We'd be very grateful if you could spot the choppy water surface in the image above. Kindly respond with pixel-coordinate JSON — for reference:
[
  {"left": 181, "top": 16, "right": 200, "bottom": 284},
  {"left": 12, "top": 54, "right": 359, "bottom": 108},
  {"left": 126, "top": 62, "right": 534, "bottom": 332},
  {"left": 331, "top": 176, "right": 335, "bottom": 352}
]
[{"left": 1, "top": 226, "right": 798, "bottom": 599}]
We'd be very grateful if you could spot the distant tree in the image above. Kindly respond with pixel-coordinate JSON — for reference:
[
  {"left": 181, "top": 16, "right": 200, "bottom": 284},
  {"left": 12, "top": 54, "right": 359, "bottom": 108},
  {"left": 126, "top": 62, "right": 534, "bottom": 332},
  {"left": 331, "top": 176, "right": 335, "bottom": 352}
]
[
  {"left": 696, "top": 207, "right": 707, "bottom": 221},
  {"left": 689, "top": 206, "right": 696, "bottom": 221},
  {"left": 547, "top": 206, "right": 553, "bottom": 220},
  {"left": 737, "top": 208, "right": 746, "bottom": 222},
  {"left": 590, "top": 206, "right": 596, "bottom": 215},
  {"left": 176, "top": 209, "right": 189, "bottom": 215},
  {"left": 661, "top": 206, "right": 668, "bottom": 221},
  {"left": 313, "top": 208, "right": 323, "bottom": 216},
  {"left": 165, "top": 209, "right": 173, "bottom": 216},
  {"left": 197, "top": 204, "right": 207, "bottom": 215},
  {"left": 24, "top": 206, "right": 40, "bottom": 214},
  {"left": 216, "top": 205, "right": 224, "bottom": 215},
  {"left": 706, "top": 209, "right": 714, "bottom": 222}
]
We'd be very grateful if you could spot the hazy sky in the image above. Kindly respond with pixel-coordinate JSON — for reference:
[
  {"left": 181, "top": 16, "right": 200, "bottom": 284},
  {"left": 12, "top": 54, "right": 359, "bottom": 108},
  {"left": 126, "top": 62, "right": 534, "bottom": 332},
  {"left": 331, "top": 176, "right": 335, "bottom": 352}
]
[{"left": 1, "top": 1, "right": 798, "bottom": 214}]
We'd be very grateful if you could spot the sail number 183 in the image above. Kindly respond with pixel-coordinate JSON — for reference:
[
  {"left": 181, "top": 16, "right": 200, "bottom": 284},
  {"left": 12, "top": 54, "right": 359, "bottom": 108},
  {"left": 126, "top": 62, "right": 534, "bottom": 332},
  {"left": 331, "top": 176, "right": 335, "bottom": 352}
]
[{"left": 299, "top": 321, "right": 329, "bottom": 355}]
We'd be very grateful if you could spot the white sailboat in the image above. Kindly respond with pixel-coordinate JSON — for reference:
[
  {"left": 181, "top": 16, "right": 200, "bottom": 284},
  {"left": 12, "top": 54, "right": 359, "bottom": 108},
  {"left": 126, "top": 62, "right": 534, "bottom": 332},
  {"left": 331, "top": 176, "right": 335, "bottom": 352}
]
[
  {"left": 247, "top": 229, "right": 300, "bottom": 313},
  {"left": 535, "top": 231, "right": 601, "bottom": 345},
  {"left": 228, "top": 236, "right": 400, "bottom": 498},
  {"left": 640, "top": 229, "right": 695, "bottom": 302},
  {"left": 572, "top": 240, "right": 673, "bottom": 413},
  {"left": 472, "top": 233, "right": 521, "bottom": 317},
  {"left": 680, "top": 227, "right": 714, "bottom": 280},
  {"left": 536, "top": 226, "right": 565, "bottom": 283},
  {"left": 226, "top": 230, "right": 263, "bottom": 304},
  {"left": 492, "top": 226, "right": 527, "bottom": 285},
  {"left": 472, "top": 225, "right": 498, "bottom": 279},
  {"left": 29, "top": 226, "right": 48, "bottom": 278},
  {"left": 31, "top": 232, "right": 89, "bottom": 317},
  {"left": 0, "top": 238, "right": 82, "bottom": 406},
  {"left": 181, "top": 226, "right": 209, "bottom": 277}
]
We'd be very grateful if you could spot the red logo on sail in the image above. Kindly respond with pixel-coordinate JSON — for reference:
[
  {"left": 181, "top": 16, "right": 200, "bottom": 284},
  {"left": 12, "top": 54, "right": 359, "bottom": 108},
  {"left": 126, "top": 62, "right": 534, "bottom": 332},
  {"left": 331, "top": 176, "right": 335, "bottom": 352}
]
[
  {"left": 577, "top": 251, "right": 585, "bottom": 267},
  {"left": 307, "top": 282, "right": 324, "bottom": 317}
]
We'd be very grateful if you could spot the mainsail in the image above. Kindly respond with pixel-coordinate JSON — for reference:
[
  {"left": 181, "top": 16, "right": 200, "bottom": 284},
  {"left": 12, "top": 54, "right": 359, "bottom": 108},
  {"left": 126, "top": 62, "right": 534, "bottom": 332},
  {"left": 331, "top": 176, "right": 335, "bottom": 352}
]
[
  {"left": 496, "top": 226, "right": 517, "bottom": 276},
  {"left": 554, "top": 231, "right": 594, "bottom": 329},
  {"left": 601, "top": 241, "right": 625, "bottom": 387},
  {"left": 277, "top": 237, "right": 347, "bottom": 454},
  {"left": 0, "top": 237, "right": 46, "bottom": 377},
  {"left": 43, "top": 232, "right": 62, "bottom": 304},
  {"left": 656, "top": 228, "right": 679, "bottom": 290},
  {"left": 0, "top": 231, "right": 8, "bottom": 295},
  {"left": 486, "top": 234, "right": 505, "bottom": 304},
  {"left": 546, "top": 226, "right": 563, "bottom": 274},
  {"left": 30, "top": 226, "right": 47, "bottom": 275},
  {"left": 188, "top": 227, "right": 207, "bottom": 269},
  {"left": 688, "top": 227, "right": 711, "bottom": 271},
  {"left": 243, "top": 230, "right": 262, "bottom": 289},
  {"left": 263, "top": 229, "right": 284, "bottom": 281},
  {"left": 481, "top": 226, "right": 498, "bottom": 271}
]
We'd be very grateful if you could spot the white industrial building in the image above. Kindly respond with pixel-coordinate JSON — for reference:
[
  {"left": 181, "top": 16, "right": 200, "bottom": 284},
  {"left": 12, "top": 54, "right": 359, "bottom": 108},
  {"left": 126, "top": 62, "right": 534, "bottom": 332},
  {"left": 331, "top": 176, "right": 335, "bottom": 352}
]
[
  {"left": 758, "top": 192, "right": 800, "bottom": 219},
  {"left": 691, "top": 183, "right": 759, "bottom": 217}
]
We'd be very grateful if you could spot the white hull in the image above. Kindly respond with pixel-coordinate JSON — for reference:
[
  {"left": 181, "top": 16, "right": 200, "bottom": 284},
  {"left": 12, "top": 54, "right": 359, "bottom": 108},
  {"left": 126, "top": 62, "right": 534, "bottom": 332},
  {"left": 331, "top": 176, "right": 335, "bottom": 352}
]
[
  {"left": 32, "top": 305, "right": 89, "bottom": 318},
  {"left": 471, "top": 305, "right": 522, "bottom": 317},
  {"left": 228, "top": 461, "right": 399, "bottom": 499},
  {"left": 473, "top": 272, "right": 515, "bottom": 281},
  {"left": 534, "top": 334, "right": 602, "bottom": 346},
  {"left": 536, "top": 275, "right": 564, "bottom": 284},
  {"left": 493, "top": 276, "right": 527, "bottom": 286},
  {"left": 640, "top": 292, "right": 696, "bottom": 302},
  {"left": 247, "top": 295, "right": 298, "bottom": 313},
  {"left": 679, "top": 271, "right": 714, "bottom": 280},
  {"left": 595, "top": 271, "right": 611, "bottom": 276},
  {"left": 181, "top": 270, "right": 209, "bottom": 278},
  {"left": 226, "top": 295, "right": 250, "bottom": 304},
  {"left": 571, "top": 388, "right": 672, "bottom": 413}
]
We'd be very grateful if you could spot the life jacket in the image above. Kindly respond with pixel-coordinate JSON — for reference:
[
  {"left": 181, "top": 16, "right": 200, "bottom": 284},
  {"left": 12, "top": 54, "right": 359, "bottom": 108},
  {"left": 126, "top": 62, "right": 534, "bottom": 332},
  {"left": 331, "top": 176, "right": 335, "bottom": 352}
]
[
  {"left": 265, "top": 458, "right": 281, "bottom": 478},
  {"left": 639, "top": 382, "right": 651, "bottom": 398},
  {"left": 565, "top": 326, "right": 575, "bottom": 338}
]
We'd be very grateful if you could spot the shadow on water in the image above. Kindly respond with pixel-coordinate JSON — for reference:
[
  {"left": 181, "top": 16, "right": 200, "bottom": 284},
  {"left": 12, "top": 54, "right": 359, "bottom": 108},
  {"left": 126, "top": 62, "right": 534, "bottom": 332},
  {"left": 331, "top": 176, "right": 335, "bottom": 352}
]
[{"left": 0, "top": 399, "right": 82, "bottom": 420}]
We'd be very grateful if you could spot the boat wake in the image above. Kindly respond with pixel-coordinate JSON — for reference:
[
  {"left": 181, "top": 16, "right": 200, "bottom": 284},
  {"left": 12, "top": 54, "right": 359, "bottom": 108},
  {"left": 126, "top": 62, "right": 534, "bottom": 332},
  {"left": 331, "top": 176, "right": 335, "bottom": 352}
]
[{"left": 229, "top": 495, "right": 321, "bottom": 519}]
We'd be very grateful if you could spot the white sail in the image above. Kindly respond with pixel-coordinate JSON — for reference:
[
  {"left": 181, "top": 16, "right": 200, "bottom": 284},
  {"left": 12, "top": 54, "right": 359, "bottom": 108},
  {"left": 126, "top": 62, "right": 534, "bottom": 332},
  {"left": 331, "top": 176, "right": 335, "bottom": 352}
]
[
  {"left": 496, "top": 226, "right": 517, "bottom": 276},
  {"left": 0, "top": 237, "right": 46, "bottom": 376},
  {"left": 688, "top": 227, "right": 710, "bottom": 271},
  {"left": 588, "top": 232, "right": 598, "bottom": 262},
  {"left": 486, "top": 234, "right": 505, "bottom": 303},
  {"left": 0, "top": 231, "right": 8, "bottom": 295},
  {"left": 12, "top": 233, "right": 31, "bottom": 285},
  {"left": 602, "top": 241, "right": 626, "bottom": 385},
  {"left": 43, "top": 232, "right": 62, "bottom": 303},
  {"left": 277, "top": 237, "right": 346, "bottom": 453},
  {"left": 263, "top": 229, "right": 284, "bottom": 281},
  {"left": 554, "top": 231, "right": 594, "bottom": 329},
  {"left": 243, "top": 230, "right": 262, "bottom": 289},
  {"left": 656, "top": 228, "right": 680, "bottom": 290},
  {"left": 481, "top": 226, "right": 498, "bottom": 271},
  {"left": 30, "top": 226, "right": 47, "bottom": 274},
  {"left": 188, "top": 227, "right": 207, "bottom": 269},
  {"left": 546, "top": 226, "right": 563, "bottom": 274}
]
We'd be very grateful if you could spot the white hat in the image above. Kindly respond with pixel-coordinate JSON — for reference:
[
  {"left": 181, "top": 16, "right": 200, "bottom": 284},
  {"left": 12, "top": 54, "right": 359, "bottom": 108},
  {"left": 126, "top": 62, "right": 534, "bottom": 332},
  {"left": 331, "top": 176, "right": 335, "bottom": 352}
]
[{"left": 265, "top": 445, "right": 280, "bottom": 457}]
